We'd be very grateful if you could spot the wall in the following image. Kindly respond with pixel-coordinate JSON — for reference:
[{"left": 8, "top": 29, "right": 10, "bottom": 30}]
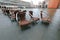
[{"left": 48, "top": 0, "right": 59, "bottom": 8}]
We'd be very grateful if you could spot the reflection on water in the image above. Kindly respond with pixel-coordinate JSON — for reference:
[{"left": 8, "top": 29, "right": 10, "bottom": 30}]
[
  {"left": 25, "top": 8, "right": 40, "bottom": 20},
  {"left": 25, "top": 8, "right": 47, "bottom": 20}
]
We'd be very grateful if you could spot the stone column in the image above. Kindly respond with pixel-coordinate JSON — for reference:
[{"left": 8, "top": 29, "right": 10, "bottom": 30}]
[{"left": 47, "top": 0, "right": 59, "bottom": 19}]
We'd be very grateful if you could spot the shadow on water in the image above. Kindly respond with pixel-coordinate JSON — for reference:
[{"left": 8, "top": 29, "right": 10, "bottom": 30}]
[
  {"left": 21, "top": 25, "right": 31, "bottom": 31},
  {"left": 41, "top": 21, "right": 50, "bottom": 26}
]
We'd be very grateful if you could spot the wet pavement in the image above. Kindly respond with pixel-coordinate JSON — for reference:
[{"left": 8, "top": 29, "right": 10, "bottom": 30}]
[
  {"left": 43, "top": 9, "right": 60, "bottom": 40},
  {"left": 0, "top": 8, "right": 60, "bottom": 40}
]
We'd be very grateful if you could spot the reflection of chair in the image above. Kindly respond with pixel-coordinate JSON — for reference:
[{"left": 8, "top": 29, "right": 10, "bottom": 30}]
[
  {"left": 29, "top": 11, "right": 39, "bottom": 21},
  {"left": 18, "top": 11, "right": 31, "bottom": 30}
]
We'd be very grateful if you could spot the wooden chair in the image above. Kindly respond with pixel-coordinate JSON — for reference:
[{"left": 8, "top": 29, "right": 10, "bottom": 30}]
[
  {"left": 5, "top": 9, "right": 10, "bottom": 16},
  {"left": 14, "top": 10, "right": 20, "bottom": 21},
  {"left": 2, "top": 7, "right": 6, "bottom": 15},
  {"left": 40, "top": 11, "right": 51, "bottom": 24},
  {"left": 18, "top": 11, "right": 31, "bottom": 30},
  {"left": 29, "top": 11, "right": 39, "bottom": 21},
  {"left": 10, "top": 10, "right": 16, "bottom": 21}
]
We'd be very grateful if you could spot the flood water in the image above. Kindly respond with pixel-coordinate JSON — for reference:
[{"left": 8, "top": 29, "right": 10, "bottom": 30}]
[
  {"left": 0, "top": 8, "right": 60, "bottom": 40},
  {"left": 22, "top": 8, "right": 48, "bottom": 21}
]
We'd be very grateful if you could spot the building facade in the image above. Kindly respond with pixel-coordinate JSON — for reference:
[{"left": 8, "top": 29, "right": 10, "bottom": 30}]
[{"left": 0, "top": 0, "right": 32, "bottom": 8}]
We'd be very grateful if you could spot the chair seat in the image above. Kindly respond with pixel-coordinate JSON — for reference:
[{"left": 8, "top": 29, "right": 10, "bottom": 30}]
[
  {"left": 42, "top": 17, "right": 51, "bottom": 22},
  {"left": 32, "top": 17, "right": 39, "bottom": 21},
  {"left": 19, "top": 20, "right": 30, "bottom": 26}
]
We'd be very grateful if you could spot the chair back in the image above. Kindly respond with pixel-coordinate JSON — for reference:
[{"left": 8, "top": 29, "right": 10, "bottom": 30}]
[
  {"left": 19, "top": 12, "right": 26, "bottom": 21},
  {"left": 29, "top": 11, "right": 33, "bottom": 18}
]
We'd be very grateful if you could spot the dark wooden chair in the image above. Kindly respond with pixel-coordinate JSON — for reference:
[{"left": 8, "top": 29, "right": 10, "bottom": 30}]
[
  {"left": 2, "top": 7, "right": 6, "bottom": 15},
  {"left": 18, "top": 11, "right": 31, "bottom": 30},
  {"left": 14, "top": 10, "right": 20, "bottom": 21},
  {"left": 5, "top": 9, "right": 10, "bottom": 16},
  {"left": 29, "top": 11, "right": 39, "bottom": 21}
]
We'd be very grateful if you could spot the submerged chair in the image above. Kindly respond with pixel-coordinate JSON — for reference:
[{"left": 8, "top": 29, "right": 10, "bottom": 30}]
[
  {"left": 10, "top": 10, "right": 16, "bottom": 22},
  {"left": 40, "top": 11, "right": 51, "bottom": 24},
  {"left": 18, "top": 10, "right": 31, "bottom": 30},
  {"left": 14, "top": 10, "right": 20, "bottom": 21},
  {"left": 2, "top": 7, "right": 6, "bottom": 15},
  {"left": 5, "top": 9, "right": 10, "bottom": 16},
  {"left": 29, "top": 11, "right": 39, "bottom": 22}
]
